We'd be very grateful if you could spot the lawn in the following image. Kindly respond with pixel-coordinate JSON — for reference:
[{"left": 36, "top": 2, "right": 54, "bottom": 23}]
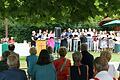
[{"left": 20, "top": 51, "right": 120, "bottom": 69}]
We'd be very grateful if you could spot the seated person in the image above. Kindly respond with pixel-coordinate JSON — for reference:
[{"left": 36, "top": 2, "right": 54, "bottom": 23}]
[
  {"left": 0, "top": 54, "right": 27, "bottom": 80},
  {"left": 70, "top": 51, "right": 89, "bottom": 80}
]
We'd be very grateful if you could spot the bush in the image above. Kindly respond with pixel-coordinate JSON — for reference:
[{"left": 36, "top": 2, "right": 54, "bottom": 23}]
[{"left": 9, "top": 24, "right": 39, "bottom": 43}]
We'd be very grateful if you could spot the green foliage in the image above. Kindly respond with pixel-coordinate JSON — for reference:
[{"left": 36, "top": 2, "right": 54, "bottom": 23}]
[
  {"left": 0, "top": 0, "right": 120, "bottom": 23},
  {"left": 0, "top": 0, "right": 120, "bottom": 42},
  {"left": 94, "top": 0, "right": 120, "bottom": 17},
  {"left": 8, "top": 24, "right": 39, "bottom": 43},
  {"left": 0, "top": 0, "right": 98, "bottom": 23}
]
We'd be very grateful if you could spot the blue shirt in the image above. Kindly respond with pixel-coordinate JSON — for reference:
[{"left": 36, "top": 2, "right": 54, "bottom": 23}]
[
  {"left": 26, "top": 54, "right": 38, "bottom": 76},
  {"left": 0, "top": 68, "right": 27, "bottom": 80},
  {"left": 66, "top": 32, "right": 72, "bottom": 38},
  {"left": 32, "top": 63, "right": 57, "bottom": 80}
]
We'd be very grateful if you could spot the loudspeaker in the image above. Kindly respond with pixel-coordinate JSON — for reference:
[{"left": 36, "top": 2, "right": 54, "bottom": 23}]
[{"left": 55, "top": 27, "right": 61, "bottom": 38}]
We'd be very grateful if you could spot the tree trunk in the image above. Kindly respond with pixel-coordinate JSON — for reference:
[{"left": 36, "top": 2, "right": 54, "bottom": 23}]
[{"left": 4, "top": 18, "right": 8, "bottom": 38}]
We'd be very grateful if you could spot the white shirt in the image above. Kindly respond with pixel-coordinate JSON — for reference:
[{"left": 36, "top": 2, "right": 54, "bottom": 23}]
[
  {"left": 87, "top": 31, "right": 94, "bottom": 38},
  {"left": 72, "top": 32, "right": 78, "bottom": 36},
  {"left": 95, "top": 71, "right": 113, "bottom": 80},
  {"left": 72, "top": 32, "right": 79, "bottom": 40},
  {"left": 108, "top": 64, "right": 117, "bottom": 78}
]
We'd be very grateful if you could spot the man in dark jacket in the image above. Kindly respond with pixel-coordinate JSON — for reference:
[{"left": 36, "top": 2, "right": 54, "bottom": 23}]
[
  {"left": 80, "top": 43, "right": 94, "bottom": 79},
  {"left": 80, "top": 33, "right": 87, "bottom": 44}
]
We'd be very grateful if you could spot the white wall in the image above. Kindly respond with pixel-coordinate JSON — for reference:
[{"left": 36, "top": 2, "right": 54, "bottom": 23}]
[{"left": 14, "top": 43, "right": 30, "bottom": 56}]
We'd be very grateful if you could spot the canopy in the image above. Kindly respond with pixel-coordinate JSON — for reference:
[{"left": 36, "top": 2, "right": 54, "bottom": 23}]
[
  {"left": 98, "top": 17, "right": 113, "bottom": 26},
  {"left": 103, "top": 20, "right": 120, "bottom": 27}
]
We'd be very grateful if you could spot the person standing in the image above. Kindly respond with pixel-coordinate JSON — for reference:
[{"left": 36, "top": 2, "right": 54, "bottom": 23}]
[
  {"left": 31, "top": 31, "right": 38, "bottom": 47},
  {"left": 70, "top": 51, "right": 89, "bottom": 80},
  {"left": 100, "top": 51, "right": 117, "bottom": 79},
  {"left": 107, "top": 31, "right": 114, "bottom": 52},
  {"left": 0, "top": 51, "right": 10, "bottom": 72},
  {"left": 8, "top": 44, "right": 20, "bottom": 68},
  {"left": 0, "top": 54, "right": 27, "bottom": 80},
  {"left": 117, "top": 64, "right": 120, "bottom": 80},
  {"left": 66, "top": 28, "right": 73, "bottom": 51},
  {"left": 87, "top": 28, "right": 94, "bottom": 51},
  {"left": 72, "top": 29, "right": 79, "bottom": 52},
  {"left": 37, "top": 29, "right": 42, "bottom": 39},
  {"left": 47, "top": 46, "right": 54, "bottom": 62},
  {"left": 93, "top": 31, "right": 99, "bottom": 52},
  {"left": 54, "top": 47, "right": 71, "bottom": 80},
  {"left": 61, "top": 29, "right": 68, "bottom": 48},
  {"left": 80, "top": 32, "right": 87, "bottom": 44},
  {"left": 26, "top": 47, "right": 38, "bottom": 79},
  {"left": 48, "top": 30, "right": 54, "bottom": 38},
  {"left": 90, "top": 57, "right": 114, "bottom": 80},
  {"left": 47, "top": 37, "right": 55, "bottom": 50},
  {"left": 80, "top": 43, "right": 94, "bottom": 79},
  {"left": 31, "top": 49, "right": 56, "bottom": 80},
  {"left": 99, "top": 31, "right": 108, "bottom": 51}
]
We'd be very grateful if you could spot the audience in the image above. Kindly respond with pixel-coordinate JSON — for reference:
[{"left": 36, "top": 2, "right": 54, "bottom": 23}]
[
  {"left": 26, "top": 47, "right": 38, "bottom": 79},
  {"left": 0, "top": 51, "right": 10, "bottom": 72},
  {"left": 70, "top": 51, "right": 89, "bottom": 80},
  {"left": 1, "top": 28, "right": 120, "bottom": 80},
  {"left": 91, "top": 57, "right": 114, "bottom": 80},
  {"left": 0, "top": 54, "right": 27, "bottom": 80},
  {"left": 80, "top": 43, "right": 94, "bottom": 79},
  {"left": 100, "top": 51, "right": 117, "bottom": 79},
  {"left": 53, "top": 47, "right": 71, "bottom": 80},
  {"left": 31, "top": 49, "right": 56, "bottom": 80}
]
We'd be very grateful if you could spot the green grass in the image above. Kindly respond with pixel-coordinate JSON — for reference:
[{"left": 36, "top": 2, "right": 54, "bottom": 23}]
[
  {"left": 20, "top": 52, "right": 120, "bottom": 68},
  {"left": 20, "top": 57, "right": 27, "bottom": 68}
]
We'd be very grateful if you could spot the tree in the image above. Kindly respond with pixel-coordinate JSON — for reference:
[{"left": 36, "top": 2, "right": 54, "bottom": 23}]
[
  {"left": 94, "top": 0, "right": 120, "bottom": 17},
  {"left": 0, "top": 0, "right": 120, "bottom": 40}
]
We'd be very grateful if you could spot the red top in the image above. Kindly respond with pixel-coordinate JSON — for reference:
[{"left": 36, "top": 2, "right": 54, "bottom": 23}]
[{"left": 53, "top": 57, "right": 71, "bottom": 80}]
